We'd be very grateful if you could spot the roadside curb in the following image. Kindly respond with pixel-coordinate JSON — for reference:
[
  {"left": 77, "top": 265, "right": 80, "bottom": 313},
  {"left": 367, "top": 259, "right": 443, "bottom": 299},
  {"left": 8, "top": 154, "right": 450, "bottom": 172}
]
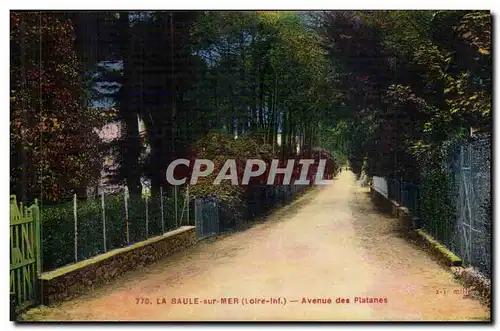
[
  {"left": 412, "top": 229, "right": 462, "bottom": 267},
  {"left": 413, "top": 230, "right": 490, "bottom": 307},
  {"left": 370, "top": 187, "right": 491, "bottom": 307},
  {"left": 370, "top": 188, "right": 461, "bottom": 266}
]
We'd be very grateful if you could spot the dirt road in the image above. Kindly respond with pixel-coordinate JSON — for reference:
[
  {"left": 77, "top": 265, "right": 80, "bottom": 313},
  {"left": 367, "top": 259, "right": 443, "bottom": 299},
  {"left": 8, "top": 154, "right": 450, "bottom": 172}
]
[{"left": 22, "top": 171, "right": 490, "bottom": 321}]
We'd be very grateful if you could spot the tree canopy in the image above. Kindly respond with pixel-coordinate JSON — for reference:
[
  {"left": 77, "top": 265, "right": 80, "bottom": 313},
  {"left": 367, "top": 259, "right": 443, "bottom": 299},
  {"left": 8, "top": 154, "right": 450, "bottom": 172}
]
[{"left": 10, "top": 10, "right": 491, "bottom": 203}]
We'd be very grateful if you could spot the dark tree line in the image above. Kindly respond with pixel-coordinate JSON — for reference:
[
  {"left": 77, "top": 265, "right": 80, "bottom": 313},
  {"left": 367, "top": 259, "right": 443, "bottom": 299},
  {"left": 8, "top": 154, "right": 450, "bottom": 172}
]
[
  {"left": 10, "top": 10, "right": 491, "bottom": 203},
  {"left": 314, "top": 10, "right": 491, "bottom": 180}
]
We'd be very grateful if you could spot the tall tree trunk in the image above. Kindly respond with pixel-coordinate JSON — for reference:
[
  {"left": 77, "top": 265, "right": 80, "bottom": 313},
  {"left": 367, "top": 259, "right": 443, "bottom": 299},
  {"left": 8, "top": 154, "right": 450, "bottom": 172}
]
[
  {"left": 251, "top": 20, "right": 258, "bottom": 130},
  {"left": 18, "top": 16, "right": 28, "bottom": 203},
  {"left": 148, "top": 11, "right": 178, "bottom": 197},
  {"left": 267, "top": 93, "right": 274, "bottom": 146},
  {"left": 258, "top": 75, "right": 265, "bottom": 129},
  {"left": 273, "top": 72, "right": 278, "bottom": 156},
  {"left": 118, "top": 11, "right": 142, "bottom": 195}
]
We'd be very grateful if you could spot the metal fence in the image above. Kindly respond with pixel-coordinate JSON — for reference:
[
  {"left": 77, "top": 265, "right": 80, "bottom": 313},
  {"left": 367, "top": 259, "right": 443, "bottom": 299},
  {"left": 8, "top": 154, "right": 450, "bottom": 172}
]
[
  {"left": 40, "top": 186, "right": 189, "bottom": 272},
  {"left": 33, "top": 181, "right": 311, "bottom": 271},
  {"left": 446, "top": 135, "right": 491, "bottom": 275},
  {"left": 249, "top": 184, "right": 309, "bottom": 217},
  {"left": 387, "top": 179, "right": 420, "bottom": 217},
  {"left": 10, "top": 179, "right": 311, "bottom": 313},
  {"left": 195, "top": 197, "right": 219, "bottom": 240},
  {"left": 373, "top": 134, "right": 492, "bottom": 276},
  {"left": 194, "top": 184, "right": 310, "bottom": 240}
]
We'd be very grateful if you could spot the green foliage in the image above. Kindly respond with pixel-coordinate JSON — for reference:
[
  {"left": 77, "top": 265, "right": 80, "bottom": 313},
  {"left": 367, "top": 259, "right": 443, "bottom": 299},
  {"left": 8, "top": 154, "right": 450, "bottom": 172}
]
[
  {"left": 419, "top": 164, "right": 455, "bottom": 243},
  {"left": 40, "top": 204, "right": 75, "bottom": 271},
  {"left": 103, "top": 195, "right": 127, "bottom": 250},
  {"left": 13, "top": 10, "right": 491, "bottom": 236},
  {"left": 10, "top": 12, "right": 104, "bottom": 202},
  {"left": 316, "top": 10, "right": 491, "bottom": 179},
  {"left": 188, "top": 132, "right": 275, "bottom": 208},
  {"left": 41, "top": 197, "right": 122, "bottom": 271},
  {"left": 188, "top": 11, "right": 335, "bottom": 158},
  {"left": 318, "top": 121, "right": 349, "bottom": 167}
]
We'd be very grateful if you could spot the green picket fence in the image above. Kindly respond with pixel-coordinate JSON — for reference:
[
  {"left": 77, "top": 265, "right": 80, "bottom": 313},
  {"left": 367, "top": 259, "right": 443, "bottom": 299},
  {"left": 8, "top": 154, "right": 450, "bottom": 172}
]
[{"left": 10, "top": 195, "right": 41, "bottom": 313}]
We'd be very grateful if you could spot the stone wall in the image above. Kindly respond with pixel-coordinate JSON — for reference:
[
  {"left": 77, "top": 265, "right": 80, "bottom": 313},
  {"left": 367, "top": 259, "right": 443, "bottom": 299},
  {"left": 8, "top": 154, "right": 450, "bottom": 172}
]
[
  {"left": 370, "top": 187, "right": 393, "bottom": 213},
  {"left": 371, "top": 188, "right": 413, "bottom": 233},
  {"left": 40, "top": 226, "right": 196, "bottom": 305}
]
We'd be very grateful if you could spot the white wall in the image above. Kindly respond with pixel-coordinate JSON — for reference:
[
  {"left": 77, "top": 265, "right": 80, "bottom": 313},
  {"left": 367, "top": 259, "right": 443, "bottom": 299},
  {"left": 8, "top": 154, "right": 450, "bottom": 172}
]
[{"left": 372, "top": 176, "right": 388, "bottom": 198}]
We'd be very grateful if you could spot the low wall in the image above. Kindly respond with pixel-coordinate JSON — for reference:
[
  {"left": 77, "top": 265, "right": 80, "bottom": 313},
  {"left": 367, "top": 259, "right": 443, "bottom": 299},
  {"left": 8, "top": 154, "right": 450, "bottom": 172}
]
[
  {"left": 372, "top": 176, "right": 388, "bottom": 198},
  {"left": 371, "top": 188, "right": 413, "bottom": 233},
  {"left": 371, "top": 187, "right": 460, "bottom": 261},
  {"left": 40, "top": 226, "right": 196, "bottom": 305},
  {"left": 370, "top": 187, "right": 396, "bottom": 214},
  {"left": 413, "top": 229, "right": 462, "bottom": 267},
  {"left": 370, "top": 187, "right": 490, "bottom": 305}
]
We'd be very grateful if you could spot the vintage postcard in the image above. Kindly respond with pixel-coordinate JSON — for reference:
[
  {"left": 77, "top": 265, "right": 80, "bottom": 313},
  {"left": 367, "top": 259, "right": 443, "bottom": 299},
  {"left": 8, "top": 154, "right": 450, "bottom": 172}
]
[{"left": 9, "top": 9, "right": 492, "bottom": 323}]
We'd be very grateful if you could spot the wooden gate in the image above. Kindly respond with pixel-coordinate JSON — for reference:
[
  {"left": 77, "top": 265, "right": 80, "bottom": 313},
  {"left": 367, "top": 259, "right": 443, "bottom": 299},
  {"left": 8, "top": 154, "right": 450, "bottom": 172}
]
[
  {"left": 194, "top": 197, "right": 219, "bottom": 240},
  {"left": 10, "top": 195, "right": 41, "bottom": 312}
]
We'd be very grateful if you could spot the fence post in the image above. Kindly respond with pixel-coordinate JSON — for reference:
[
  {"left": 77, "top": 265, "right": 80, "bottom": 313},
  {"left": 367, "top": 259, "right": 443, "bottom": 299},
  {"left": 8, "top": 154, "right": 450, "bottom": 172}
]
[
  {"left": 160, "top": 187, "right": 164, "bottom": 234},
  {"left": 145, "top": 195, "right": 149, "bottom": 238},
  {"left": 34, "top": 198, "right": 41, "bottom": 276},
  {"left": 194, "top": 198, "right": 197, "bottom": 231},
  {"left": 400, "top": 181, "right": 404, "bottom": 205},
  {"left": 101, "top": 192, "right": 107, "bottom": 252},
  {"left": 200, "top": 199, "right": 203, "bottom": 235},
  {"left": 73, "top": 194, "right": 78, "bottom": 262},
  {"left": 215, "top": 198, "right": 219, "bottom": 234},
  {"left": 186, "top": 185, "right": 190, "bottom": 226},
  {"left": 174, "top": 186, "right": 178, "bottom": 228},
  {"left": 124, "top": 188, "right": 129, "bottom": 244},
  {"left": 413, "top": 186, "right": 417, "bottom": 216}
]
